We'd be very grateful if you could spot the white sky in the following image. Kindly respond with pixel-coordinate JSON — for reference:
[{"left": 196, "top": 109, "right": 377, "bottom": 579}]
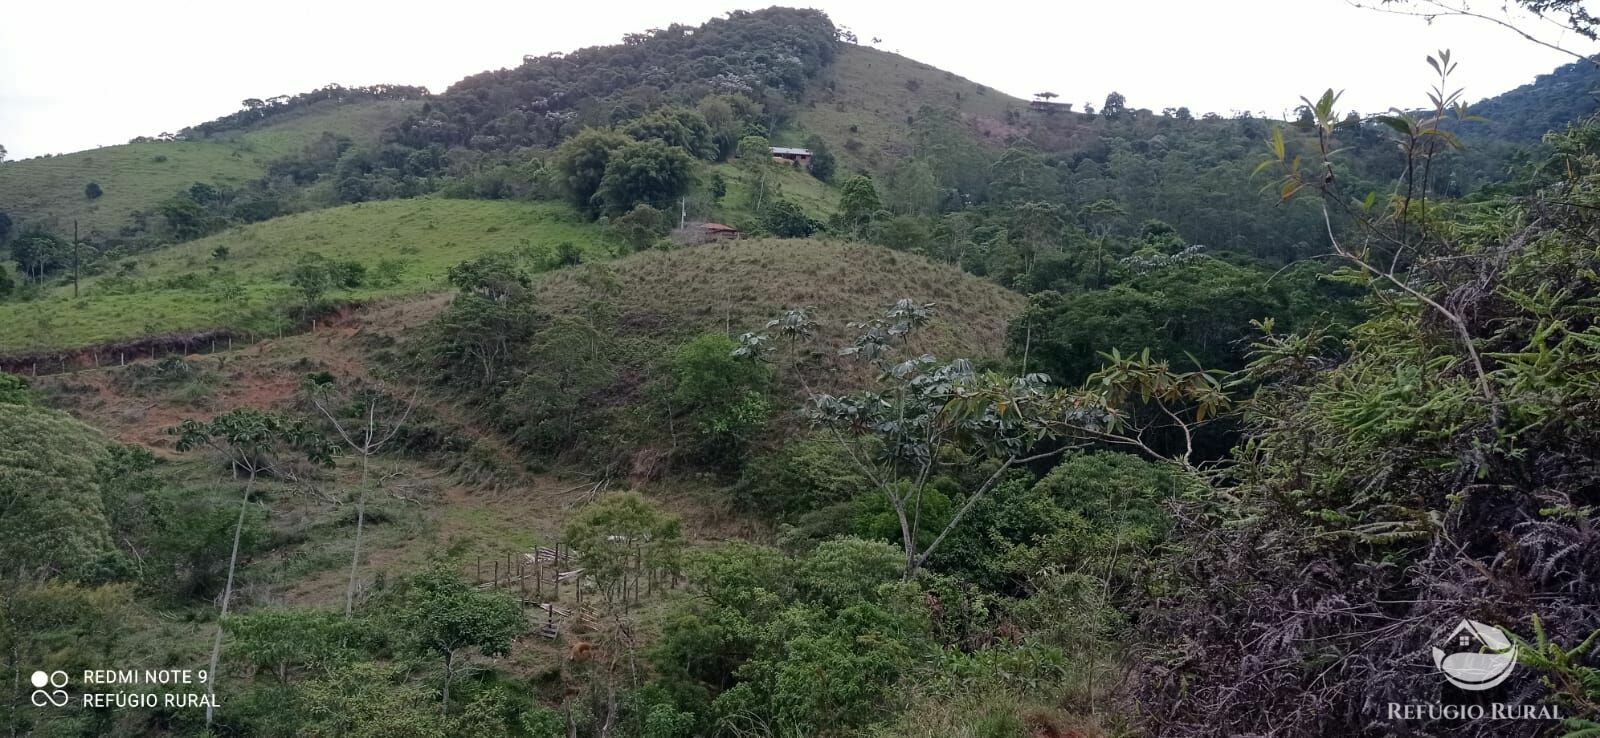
[{"left": 2, "top": 0, "right": 1595, "bottom": 160}]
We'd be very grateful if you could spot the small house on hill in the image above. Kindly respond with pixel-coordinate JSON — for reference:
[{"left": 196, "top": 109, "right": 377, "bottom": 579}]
[
  {"left": 702, "top": 223, "right": 741, "bottom": 239},
  {"left": 770, "top": 146, "right": 812, "bottom": 166},
  {"left": 1029, "top": 100, "right": 1073, "bottom": 113},
  {"left": 673, "top": 222, "right": 743, "bottom": 245}
]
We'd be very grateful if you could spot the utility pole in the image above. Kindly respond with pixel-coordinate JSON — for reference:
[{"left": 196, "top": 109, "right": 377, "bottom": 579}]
[
  {"left": 72, "top": 220, "right": 80, "bottom": 298},
  {"left": 679, "top": 197, "right": 687, "bottom": 229}
]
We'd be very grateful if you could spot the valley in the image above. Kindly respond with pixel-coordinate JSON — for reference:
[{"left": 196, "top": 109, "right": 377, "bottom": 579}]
[{"left": 2, "top": 5, "right": 1599, "bottom": 738}]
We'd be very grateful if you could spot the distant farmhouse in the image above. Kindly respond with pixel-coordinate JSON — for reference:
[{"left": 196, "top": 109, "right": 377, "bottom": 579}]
[
  {"left": 700, "top": 222, "right": 742, "bottom": 240},
  {"left": 769, "top": 146, "right": 812, "bottom": 167},
  {"left": 674, "top": 222, "right": 743, "bottom": 245}
]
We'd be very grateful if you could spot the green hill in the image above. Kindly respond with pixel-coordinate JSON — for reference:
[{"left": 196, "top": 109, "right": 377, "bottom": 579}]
[
  {"left": 794, "top": 44, "right": 1021, "bottom": 172},
  {"left": 0, "top": 99, "right": 420, "bottom": 238},
  {"left": 0, "top": 198, "right": 603, "bottom": 353},
  {"left": 404, "top": 235, "right": 1024, "bottom": 470},
  {"left": 538, "top": 236, "right": 1021, "bottom": 361}
]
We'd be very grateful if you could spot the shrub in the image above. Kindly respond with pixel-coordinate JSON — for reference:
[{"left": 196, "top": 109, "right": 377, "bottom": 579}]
[
  {"left": 732, "top": 433, "right": 867, "bottom": 518},
  {"left": 669, "top": 333, "right": 772, "bottom": 466},
  {"left": 761, "top": 199, "right": 819, "bottom": 237},
  {"left": 0, "top": 372, "right": 29, "bottom": 404}
]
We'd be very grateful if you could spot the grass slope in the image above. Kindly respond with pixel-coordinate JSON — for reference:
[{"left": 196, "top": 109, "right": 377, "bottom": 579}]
[
  {"left": 710, "top": 160, "right": 838, "bottom": 225},
  {"left": 538, "top": 237, "right": 1023, "bottom": 364},
  {"left": 0, "top": 99, "right": 420, "bottom": 237},
  {"left": 0, "top": 198, "right": 605, "bottom": 353},
  {"left": 795, "top": 44, "right": 1023, "bottom": 172}
]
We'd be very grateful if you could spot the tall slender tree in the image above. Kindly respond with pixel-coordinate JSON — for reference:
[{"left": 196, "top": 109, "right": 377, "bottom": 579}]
[
  {"left": 170, "top": 410, "right": 331, "bottom": 726},
  {"left": 305, "top": 379, "right": 417, "bottom": 616}
]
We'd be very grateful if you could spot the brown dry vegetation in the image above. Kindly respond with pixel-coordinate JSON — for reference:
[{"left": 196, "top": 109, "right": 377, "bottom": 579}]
[
  {"left": 536, "top": 237, "right": 1023, "bottom": 367},
  {"left": 795, "top": 44, "right": 1023, "bottom": 170}
]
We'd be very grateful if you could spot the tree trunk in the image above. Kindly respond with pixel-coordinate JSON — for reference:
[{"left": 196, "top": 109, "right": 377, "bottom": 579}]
[
  {"left": 345, "top": 451, "right": 370, "bottom": 617},
  {"left": 7, "top": 591, "right": 19, "bottom": 738},
  {"left": 206, "top": 469, "right": 258, "bottom": 726},
  {"left": 442, "top": 651, "right": 454, "bottom": 715}
]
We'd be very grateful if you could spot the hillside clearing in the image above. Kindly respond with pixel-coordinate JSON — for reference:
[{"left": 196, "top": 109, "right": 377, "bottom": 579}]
[
  {"left": 0, "top": 198, "right": 607, "bottom": 353},
  {"left": 0, "top": 99, "right": 421, "bottom": 237},
  {"left": 796, "top": 44, "right": 1021, "bottom": 171}
]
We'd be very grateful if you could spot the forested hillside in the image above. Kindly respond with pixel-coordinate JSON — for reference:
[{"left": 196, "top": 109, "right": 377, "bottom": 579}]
[{"left": 3, "top": 6, "right": 1600, "bottom": 738}]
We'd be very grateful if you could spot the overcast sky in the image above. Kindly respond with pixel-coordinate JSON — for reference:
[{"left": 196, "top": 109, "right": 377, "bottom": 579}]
[{"left": 2, "top": 0, "right": 1596, "bottom": 160}]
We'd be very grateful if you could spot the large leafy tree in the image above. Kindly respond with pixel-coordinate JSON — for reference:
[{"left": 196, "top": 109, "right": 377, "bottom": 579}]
[
  {"left": 564, "top": 491, "right": 685, "bottom": 606},
  {"left": 669, "top": 333, "right": 772, "bottom": 465},
  {"left": 297, "top": 662, "right": 448, "bottom": 738},
  {"left": 740, "top": 300, "right": 1226, "bottom": 577},
  {"left": 9, "top": 230, "right": 68, "bottom": 280},
  {"left": 388, "top": 566, "right": 522, "bottom": 714},
  {"left": 884, "top": 159, "right": 940, "bottom": 216},
  {"left": 553, "top": 128, "right": 632, "bottom": 218},
  {"left": 736, "top": 134, "right": 775, "bottom": 211},
  {"left": 596, "top": 139, "right": 696, "bottom": 216},
  {"left": 427, "top": 253, "right": 543, "bottom": 390},
  {"left": 836, "top": 175, "right": 883, "bottom": 231},
  {"left": 651, "top": 538, "right": 926, "bottom": 734},
  {"left": 803, "top": 134, "right": 836, "bottom": 182},
  {"left": 989, "top": 143, "right": 1060, "bottom": 205},
  {"left": 1014, "top": 256, "right": 1332, "bottom": 384},
  {"left": 624, "top": 106, "right": 717, "bottom": 160}
]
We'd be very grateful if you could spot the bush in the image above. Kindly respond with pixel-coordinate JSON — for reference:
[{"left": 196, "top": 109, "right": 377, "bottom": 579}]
[
  {"left": 596, "top": 139, "right": 697, "bottom": 216},
  {"left": 732, "top": 433, "right": 867, "bottom": 518},
  {"left": 0, "top": 372, "right": 28, "bottom": 404},
  {"left": 111, "top": 356, "right": 216, "bottom": 397},
  {"left": 371, "top": 259, "right": 408, "bottom": 288},
  {"left": 288, "top": 254, "right": 368, "bottom": 311},
  {"left": 609, "top": 204, "right": 672, "bottom": 252},
  {"left": 669, "top": 333, "right": 771, "bottom": 466},
  {"left": 761, "top": 199, "right": 819, "bottom": 237},
  {"left": 143, "top": 485, "right": 270, "bottom": 601}
]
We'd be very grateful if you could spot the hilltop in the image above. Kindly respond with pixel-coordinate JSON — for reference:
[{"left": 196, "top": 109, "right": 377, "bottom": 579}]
[
  {"left": 794, "top": 44, "right": 1021, "bottom": 172},
  {"left": 537, "top": 236, "right": 1021, "bottom": 360}
]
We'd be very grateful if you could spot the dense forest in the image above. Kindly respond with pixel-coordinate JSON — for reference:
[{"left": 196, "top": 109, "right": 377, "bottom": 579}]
[{"left": 2, "top": 4, "right": 1600, "bottom": 738}]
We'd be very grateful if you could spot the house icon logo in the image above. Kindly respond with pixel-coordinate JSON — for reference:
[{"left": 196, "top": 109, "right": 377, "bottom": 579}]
[{"left": 1432, "top": 619, "right": 1518, "bottom": 691}]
